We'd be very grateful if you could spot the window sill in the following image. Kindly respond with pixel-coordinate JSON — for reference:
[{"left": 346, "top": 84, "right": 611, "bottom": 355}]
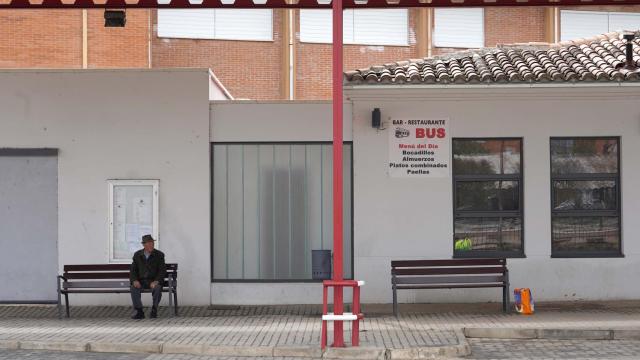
[
  {"left": 453, "top": 251, "right": 525, "bottom": 259},
  {"left": 551, "top": 253, "right": 625, "bottom": 259}
]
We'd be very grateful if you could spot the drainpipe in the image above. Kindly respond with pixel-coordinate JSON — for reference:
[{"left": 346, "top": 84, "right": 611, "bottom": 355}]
[
  {"left": 148, "top": 9, "right": 153, "bottom": 69},
  {"left": 288, "top": 8, "right": 294, "bottom": 100},
  {"left": 82, "top": 9, "right": 88, "bottom": 68}
]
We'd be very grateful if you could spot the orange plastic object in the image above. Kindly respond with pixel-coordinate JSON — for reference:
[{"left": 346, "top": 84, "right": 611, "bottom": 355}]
[{"left": 514, "top": 288, "right": 534, "bottom": 315}]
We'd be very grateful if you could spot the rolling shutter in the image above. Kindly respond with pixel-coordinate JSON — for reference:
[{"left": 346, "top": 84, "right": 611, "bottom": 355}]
[
  {"left": 157, "top": 10, "right": 215, "bottom": 39},
  {"left": 433, "top": 8, "right": 484, "bottom": 48},
  {"left": 560, "top": 11, "right": 609, "bottom": 41},
  {"left": 157, "top": 9, "right": 272, "bottom": 41},
  {"left": 609, "top": 12, "right": 640, "bottom": 32},
  {"left": 299, "top": 9, "right": 407, "bottom": 45},
  {"left": 214, "top": 9, "right": 273, "bottom": 41}
]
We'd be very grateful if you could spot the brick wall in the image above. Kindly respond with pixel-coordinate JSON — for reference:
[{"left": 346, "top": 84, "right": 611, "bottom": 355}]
[
  {"left": 2, "top": 6, "right": 640, "bottom": 100},
  {"left": 485, "top": 7, "right": 547, "bottom": 46},
  {"left": 151, "top": 9, "right": 284, "bottom": 100},
  {"left": 0, "top": 10, "right": 82, "bottom": 68},
  {"left": 87, "top": 9, "right": 150, "bottom": 68}
]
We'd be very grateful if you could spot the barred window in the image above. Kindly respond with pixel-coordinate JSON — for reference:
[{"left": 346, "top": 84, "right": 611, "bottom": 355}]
[
  {"left": 550, "top": 138, "right": 621, "bottom": 257},
  {"left": 452, "top": 138, "right": 524, "bottom": 258}
]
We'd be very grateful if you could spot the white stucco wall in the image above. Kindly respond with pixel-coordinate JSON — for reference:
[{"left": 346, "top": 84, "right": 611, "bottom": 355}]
[
  {"left": 346, "top": 84, "right": 640, "bottom": 304},
  {"left": 0, "top": 70, "right": 211, "bottom": 305}
]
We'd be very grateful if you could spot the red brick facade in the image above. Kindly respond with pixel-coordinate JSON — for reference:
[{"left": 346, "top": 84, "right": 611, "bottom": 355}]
[{"left": 0, "top": 7, "right": 636, "bottom": 99}]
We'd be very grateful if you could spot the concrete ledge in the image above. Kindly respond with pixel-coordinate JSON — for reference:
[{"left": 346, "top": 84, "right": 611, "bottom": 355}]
[
  {"left": 201, "top": 345, "right": 273, "bottom": 357},
  {"left": 162, "top": 343, "right": 206, "bottom": 355},
  {"left": 613, "top": 330, "right": 640, "bottom": 340},
  {"left": 0, "top": 340, "right": 19, "bottom": 350},
  {"left": 539, "top": 329, "right": 612, "bottom": 340},
  {"left": 89, "top": 342, "right": 162, "bottom": 354},
  {"left": 323, "top": 347, "right": 387, "bottom": 359},
  {"left": 464, "top": 328, "right": 537, "bottom": 339},
  {"left": 19, "top": 340, "right": 88, "bottom": 352},
  {"left": 0, "top": 338, "right": 475, "bottom": 359},
  {"left": 463, "top": 327, "right": 640, "bottom": 341},
  {"left": 274, "top": 345, "right": 323, "bottom": 358}
]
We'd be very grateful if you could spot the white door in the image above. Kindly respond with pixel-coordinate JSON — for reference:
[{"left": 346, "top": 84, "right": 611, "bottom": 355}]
[{"left": 0, "top": 149, "right": 58, "bottom": 303}]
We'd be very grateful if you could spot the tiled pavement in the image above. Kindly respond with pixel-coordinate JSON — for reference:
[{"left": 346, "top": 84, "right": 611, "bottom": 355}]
[
  {"left": 1, "top": 302, "right": 640, "bottom": 358},
  {"left": 465, "top": 338, "right": 640, "bottom": 359}
]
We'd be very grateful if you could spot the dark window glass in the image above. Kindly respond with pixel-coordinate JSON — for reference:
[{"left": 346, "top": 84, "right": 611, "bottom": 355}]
[
  {"left": 553, "top": 181, "right": 617, "bottom": 211},
  {"left": 456, "top": 181, "right": 520, "bottom": 211},
  {"left": 453, "top": 139, "right": 521, "bottom": 175},
  {"left": 551, "top": 138, "right": 618, "bottom": 174},
  {"left": 552, "top": 217, "right": 620, "bottom": 253},
  {"left": 454, "top": 217, "right": 522, "bottom": 252},
  {"left": 550, "top": 137, "right": 620, "bottom": 256},
  {"left": 453, "top": 138, "right": 523, "bottom": 257}
]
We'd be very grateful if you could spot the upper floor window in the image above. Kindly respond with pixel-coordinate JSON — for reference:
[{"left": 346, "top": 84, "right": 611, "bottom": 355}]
[
  {"left": 433, "top": 8, "right": 484, "bottom": 48},
  {"left": 551, "top": 137, "right": 621, "bottom": 257},
  {"left": 561, "top": 10, "right": 640, "bottom": 41},
  {"left": 452, "top": 138, "right": 524, "bottom": 258},
  {"left": 299, "top": 9, "right": 408, "bottom": 46},
  {"left": 157, "top": 9, "right": 273, "bottom": 42}
]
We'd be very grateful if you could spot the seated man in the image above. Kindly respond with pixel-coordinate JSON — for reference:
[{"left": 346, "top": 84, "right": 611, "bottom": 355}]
[{"left": 130, "top": 234, "right": 166, "bottom": 319}]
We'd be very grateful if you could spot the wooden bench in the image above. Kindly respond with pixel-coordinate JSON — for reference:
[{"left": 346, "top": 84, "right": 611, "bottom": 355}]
[
  {"left": 391, "top": 259, "right": 509, "bottom": 317},
  {"left": 57, "top": 263, "right": 178, "bottom": 318}
]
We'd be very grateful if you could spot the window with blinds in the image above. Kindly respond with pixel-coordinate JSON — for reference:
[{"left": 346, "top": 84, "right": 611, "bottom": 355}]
[
  {"left": 561, "top": 10, "right": 640, "bottom": 41},
  {"left": 157, "top": 9, "right": 273, "bottom": 41},
  {"left": 433, "top": 8, "right": 484, "bottom": 48},
  {"left": 299, "top": 9, "right": 408, "bottom": 46}
]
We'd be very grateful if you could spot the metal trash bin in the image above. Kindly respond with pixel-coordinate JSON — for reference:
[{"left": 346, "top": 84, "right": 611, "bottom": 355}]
[{"left": 312, "top": 250, "right": 332, "bottom": 280}]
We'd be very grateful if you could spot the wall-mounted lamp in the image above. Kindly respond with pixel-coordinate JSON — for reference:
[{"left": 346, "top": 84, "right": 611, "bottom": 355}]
[
  {"left": 372, "top": 108, "right": 381, "bottom": 129},
  {"left": 104, "top": 9, "right": 126, "bottom": 27}
]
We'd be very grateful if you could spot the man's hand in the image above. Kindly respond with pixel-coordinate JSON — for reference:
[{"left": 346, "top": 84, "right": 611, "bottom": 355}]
[
  {"left": 150, "top": 281, "right": 159, "bottom": 289},
  {"left": 133, "top": 280, "right": 141, "bottom": 289}
]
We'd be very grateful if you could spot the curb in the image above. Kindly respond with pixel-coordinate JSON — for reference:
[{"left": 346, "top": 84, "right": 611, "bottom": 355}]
[
  {"left": 463, "top": 327, "right": 640, "bottom": 341},
  {"left": 0, "top": 338, "right": 469, "bottom": 359}
]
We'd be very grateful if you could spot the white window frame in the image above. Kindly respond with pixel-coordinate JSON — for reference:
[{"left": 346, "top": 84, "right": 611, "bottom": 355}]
[
  {"left": 108, "top": 180, "right": 160, "bottom": 263},
  {"left": 299, "top": 9, "right": 409, "bottom": 46},
  {"left": 433, "top": 8, "right": 485, "bottom": 49}
]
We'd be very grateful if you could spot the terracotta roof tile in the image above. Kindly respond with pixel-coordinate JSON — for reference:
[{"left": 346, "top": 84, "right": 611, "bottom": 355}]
[{"left": 345, "top": 31, "right": 640, "bottom": 85}]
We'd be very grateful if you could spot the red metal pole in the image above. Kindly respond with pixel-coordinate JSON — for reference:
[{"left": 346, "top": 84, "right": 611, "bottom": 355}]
[{"left": 332, "top": 0, "right": 345, "bottom": 348}]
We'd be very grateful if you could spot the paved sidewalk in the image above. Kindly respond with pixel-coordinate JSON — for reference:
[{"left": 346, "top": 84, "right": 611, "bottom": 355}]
[{"left": 0, "top": 301, "right": 639, "bottom": 359}]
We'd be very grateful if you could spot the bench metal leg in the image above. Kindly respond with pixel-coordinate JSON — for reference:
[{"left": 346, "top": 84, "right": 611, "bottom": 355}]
[
  {"left": 56, "top": 277, "right": 62, "bottom": 319},
  {"left": 392, "top": 285, "right": 398, "bottom": 318},
  {"left": 65, "top": 293, "right": 70, "bottom": 318},
  {"left": 173, "top": 288, "right": 178, "bottom": 317},
  {"left": 503, "top": 272, "right": 510, "bottom": 313},
  {"left": 168, "top": 279, "right": 174, "bottom": 318}
]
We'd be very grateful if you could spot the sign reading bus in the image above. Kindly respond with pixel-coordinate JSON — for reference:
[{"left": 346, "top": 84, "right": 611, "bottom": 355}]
[{"left": 388, "top": 118, "right": 450, "bottom": 178}]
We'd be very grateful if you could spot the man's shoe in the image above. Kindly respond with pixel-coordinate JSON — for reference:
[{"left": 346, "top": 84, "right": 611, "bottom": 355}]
[
  {"left": 150, "top": 307, "right": 158, "bottom": 319},
  {"left": 131, "top": 309, "right": 145, "bottom": 320}
]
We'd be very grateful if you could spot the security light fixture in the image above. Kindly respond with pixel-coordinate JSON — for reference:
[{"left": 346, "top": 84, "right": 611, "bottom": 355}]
[
  {"left": 372, "top": 108, "right": 381, "bottom": 129},
  {"left": 104, "top": 9, "right": 126, "bottom": 27}
]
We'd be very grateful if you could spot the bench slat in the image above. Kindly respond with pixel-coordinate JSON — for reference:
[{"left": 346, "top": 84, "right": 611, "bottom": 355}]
[
  {"left": 391, "top": 259, "right": 505, "bottom": 267},
  {"left": 64, "top": 263, "right": 178, "bottom": 272},
  {"left": 61, "top": 289, "right": 173, "bottom": 294},
  {"left": 63, "top": 281, "right": 131, "bottom": 289},
  {"left": 63, "top": 272, "right": 176, "bottom": 279},
  {"left": 393, "top": 275, "right": 505, "bottom": 285},
  {"left": 63, "top": 272, "right": 130, "bottom": 279},
  {"left": 392, "top": 267, "right": 506, "bottom": 276},
  {"left": 395, "top": 284, "right": 505, "bottom": 290}
]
